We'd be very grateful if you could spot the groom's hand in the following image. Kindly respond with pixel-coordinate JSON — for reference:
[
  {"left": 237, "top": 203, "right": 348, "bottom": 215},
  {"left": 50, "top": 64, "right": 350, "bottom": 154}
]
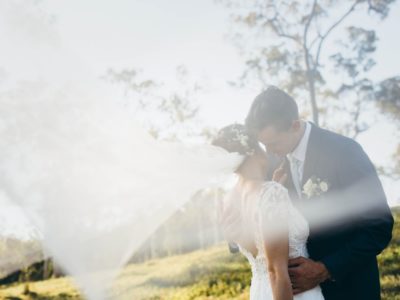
[
  {"left": 288, "top": 257, "right": 330, "bottom": 295},
  {"left": 272, "top": 163, "right": 287, "bottom": 184}
]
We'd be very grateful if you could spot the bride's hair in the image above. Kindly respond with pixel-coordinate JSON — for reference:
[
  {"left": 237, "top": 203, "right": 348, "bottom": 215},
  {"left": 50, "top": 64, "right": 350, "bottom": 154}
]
[{"left": 212, "top": 124, "right": 260, "bottom": 156}]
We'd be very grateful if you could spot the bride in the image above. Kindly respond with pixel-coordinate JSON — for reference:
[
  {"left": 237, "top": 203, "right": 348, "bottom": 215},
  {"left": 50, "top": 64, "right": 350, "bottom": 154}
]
[{"left": 212, "top": 124, "right": 324, "bottom": 300}]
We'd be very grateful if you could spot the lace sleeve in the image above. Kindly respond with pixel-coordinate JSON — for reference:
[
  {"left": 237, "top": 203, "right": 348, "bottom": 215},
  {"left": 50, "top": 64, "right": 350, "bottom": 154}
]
[{"left": 257, "top": 182, "right": 291, "bottom": 241}]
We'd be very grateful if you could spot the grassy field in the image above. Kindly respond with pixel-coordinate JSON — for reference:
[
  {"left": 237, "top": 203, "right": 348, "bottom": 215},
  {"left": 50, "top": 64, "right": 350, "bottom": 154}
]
[
  {"left": 0, "top": 210, "right": 399, "bottom": 300},
  {"left": 379, "top": 208, "right": 400, "bottom": 300}
]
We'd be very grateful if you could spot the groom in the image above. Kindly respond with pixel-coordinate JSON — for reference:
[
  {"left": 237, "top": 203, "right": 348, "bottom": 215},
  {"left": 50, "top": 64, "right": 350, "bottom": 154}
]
[{"left": 243, "top": 86, "right": 393, "bottom": 299}]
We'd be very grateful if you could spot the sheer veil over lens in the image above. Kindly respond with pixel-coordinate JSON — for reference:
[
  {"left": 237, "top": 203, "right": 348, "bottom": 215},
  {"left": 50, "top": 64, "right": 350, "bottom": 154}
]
[{"left": 0, "top": 2, "right": 243, "bottom": 299}]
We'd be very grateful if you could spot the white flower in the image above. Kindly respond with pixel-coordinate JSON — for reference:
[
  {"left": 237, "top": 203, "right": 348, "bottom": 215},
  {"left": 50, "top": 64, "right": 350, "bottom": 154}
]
[
  {"left": 237, "top": 134, "right": 249, "bottom": 147},
  {"left": 320, "top": 182, "right": 328, "bottom": 192},
  {"left": 302, "top": 177, "right": 329, "bottom": 199},
  {"left": 231, "top": 127, "right": 254, "bottom": 155},
  {"left": 303, "top": 178, "right": 315, "bottom": 198}
]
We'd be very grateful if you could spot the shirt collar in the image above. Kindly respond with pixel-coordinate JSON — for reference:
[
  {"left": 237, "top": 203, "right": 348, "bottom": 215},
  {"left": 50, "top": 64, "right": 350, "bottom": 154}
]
[{"left": 287, "top": 121, "right": 311, "bottom": 163}]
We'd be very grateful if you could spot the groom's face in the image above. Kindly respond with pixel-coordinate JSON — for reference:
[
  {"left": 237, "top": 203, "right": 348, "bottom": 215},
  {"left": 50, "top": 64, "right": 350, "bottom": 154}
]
[{"left": 257, "top": 125, "right": 297, "bottom": 156}]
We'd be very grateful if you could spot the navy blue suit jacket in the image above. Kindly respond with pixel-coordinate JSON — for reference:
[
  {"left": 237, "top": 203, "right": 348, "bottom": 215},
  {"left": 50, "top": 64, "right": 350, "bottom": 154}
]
[{"left": 283, "top": 124, "right": 393, "bottom": 300}]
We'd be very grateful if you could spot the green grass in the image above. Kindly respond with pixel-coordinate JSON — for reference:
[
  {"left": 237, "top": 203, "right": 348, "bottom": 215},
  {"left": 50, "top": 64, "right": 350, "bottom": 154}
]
[
  {"left": 379, "top": 208, "right": 400, "bottom": 300},
  {"left": 1, "top": 210, "right": 399, "bottom": 300}
]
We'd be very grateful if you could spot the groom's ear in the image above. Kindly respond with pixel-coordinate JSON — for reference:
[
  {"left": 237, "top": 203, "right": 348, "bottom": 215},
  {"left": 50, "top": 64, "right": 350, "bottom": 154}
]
[{"left": 291, "top": 120, "right": 302, "bottom": 132}]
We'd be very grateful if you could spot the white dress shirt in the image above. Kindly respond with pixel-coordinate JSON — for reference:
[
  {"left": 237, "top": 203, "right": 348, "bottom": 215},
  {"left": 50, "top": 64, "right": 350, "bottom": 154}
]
[{"left": 287, "top": 122, "right": 311, "bottom": 196}]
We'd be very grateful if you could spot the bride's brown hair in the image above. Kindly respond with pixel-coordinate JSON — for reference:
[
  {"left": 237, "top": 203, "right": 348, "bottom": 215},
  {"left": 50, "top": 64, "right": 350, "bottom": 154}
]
[{"left": 212, "top": 124, "right": 260, "bottom": 156}]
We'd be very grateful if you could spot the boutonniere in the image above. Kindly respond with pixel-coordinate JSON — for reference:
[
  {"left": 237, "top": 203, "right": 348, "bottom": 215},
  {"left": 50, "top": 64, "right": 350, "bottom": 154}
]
[{"left": 302, "top": 176, "right": 329, "bottom": 199}]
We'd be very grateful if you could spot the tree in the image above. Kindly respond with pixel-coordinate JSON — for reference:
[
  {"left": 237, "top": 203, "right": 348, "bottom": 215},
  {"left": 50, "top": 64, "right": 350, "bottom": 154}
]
[
  {"left": 375, "top": 76, "right": 400, "bottom": 117},
  {"left": 330, "top": 26, "right": 377, "bottom": 138},
  {"left": 105, "top": 66, "right": 226, "bottom": 261},
  {"left": 375, "top": 76, "right": 400, "bottom": 178},
  {"left": 217, "top": 0, "right": 397, "bottom": 127},
  {"left": 104, "top": 66, "right": 201, "bottom": 141}
]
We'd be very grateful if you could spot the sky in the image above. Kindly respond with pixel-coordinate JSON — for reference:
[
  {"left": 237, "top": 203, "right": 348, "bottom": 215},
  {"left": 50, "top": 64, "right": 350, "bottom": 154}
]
[
  {"left": 41, "top": 0, "right": 400, "bottom": 203},
  {"left": 1, "top": 0, "right": 399, "bottom": 240},
  {"left": 39, "top": 0, "right": 400, "bottom": 128}
]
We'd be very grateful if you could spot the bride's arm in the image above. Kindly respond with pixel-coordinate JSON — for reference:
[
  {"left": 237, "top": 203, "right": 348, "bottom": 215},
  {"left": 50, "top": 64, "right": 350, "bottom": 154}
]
[
  {"left": 263, "top": 226, "right": 293, "bottom": 300},
  {"left": 260, "top": 182, "right": 293, "bottom": 300}
]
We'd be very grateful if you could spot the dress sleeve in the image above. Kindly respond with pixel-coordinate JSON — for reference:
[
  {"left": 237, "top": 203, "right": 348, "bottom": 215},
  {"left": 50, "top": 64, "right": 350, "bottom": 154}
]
[{"left": 257, "top": 182, "right": 291, "bottom": 242}]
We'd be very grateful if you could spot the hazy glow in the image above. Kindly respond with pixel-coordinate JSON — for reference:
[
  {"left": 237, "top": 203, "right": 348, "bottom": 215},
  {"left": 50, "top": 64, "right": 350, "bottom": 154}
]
[{"left": 0, "top": 1, "right": 398, "bottom": 298}]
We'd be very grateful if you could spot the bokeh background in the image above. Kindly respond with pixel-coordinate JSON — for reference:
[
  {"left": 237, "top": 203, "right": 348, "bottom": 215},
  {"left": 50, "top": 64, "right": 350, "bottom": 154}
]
[{"left": 0, "top": 0, "right": 399, "bottom": 299}]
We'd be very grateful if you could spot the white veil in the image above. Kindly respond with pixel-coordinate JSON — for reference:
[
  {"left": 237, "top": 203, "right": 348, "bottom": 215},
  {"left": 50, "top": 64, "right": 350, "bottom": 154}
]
[{"left": 0, "top": 1, "right": 243, "bottom": 299}]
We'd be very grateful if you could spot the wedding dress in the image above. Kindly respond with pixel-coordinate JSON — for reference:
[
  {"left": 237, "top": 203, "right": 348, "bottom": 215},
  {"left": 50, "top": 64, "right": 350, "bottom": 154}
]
[{"left": 237, "top": 181, "right": 325, "bottom": 300}]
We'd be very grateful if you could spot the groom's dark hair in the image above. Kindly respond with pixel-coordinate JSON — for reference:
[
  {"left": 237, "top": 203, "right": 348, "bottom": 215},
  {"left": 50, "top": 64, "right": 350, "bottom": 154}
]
[{"left": 245, "top": 86, "right": 299, "bottom": 133}]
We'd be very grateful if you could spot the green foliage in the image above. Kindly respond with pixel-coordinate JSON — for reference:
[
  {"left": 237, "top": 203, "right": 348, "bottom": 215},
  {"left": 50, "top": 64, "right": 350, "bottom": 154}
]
[
  {"left": 379, "top": 208, "right": 400, "bottom": 299},
  {"left": 1, "top": 210, "right": 399, "bottom": 300},
  {"left": 218, "top": 0, "right": 398, "bottom": 131},
  {"left": 375, "top": 76, "right": 400, "bottom": 118},
  {"left": 103, "top": 66, "right": 201, "bottom": 141},
  {"left": 0, "top": 238, "right": 45, "bottom": 282}
]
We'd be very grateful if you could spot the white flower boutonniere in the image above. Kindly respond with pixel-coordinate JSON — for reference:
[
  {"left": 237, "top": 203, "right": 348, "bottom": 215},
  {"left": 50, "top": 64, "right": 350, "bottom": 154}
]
[{"left": 302, "top": 176, "right": 329, "bottom": 199}]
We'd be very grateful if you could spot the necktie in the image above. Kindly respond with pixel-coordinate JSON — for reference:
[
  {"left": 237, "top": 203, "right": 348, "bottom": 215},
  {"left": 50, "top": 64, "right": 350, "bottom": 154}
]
[{"left": 289, "top": 156, "right": 302, "bottom": 197}]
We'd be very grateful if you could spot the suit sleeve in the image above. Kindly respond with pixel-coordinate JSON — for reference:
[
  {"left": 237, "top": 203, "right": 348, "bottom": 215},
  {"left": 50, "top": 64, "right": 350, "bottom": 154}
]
[{"left": 320, "top": 141, "right": 394, "bottom": 282}]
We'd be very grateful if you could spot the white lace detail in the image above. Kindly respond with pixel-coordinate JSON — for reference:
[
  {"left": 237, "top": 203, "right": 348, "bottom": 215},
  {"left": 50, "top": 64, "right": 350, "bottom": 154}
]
[{"left": 238, "top": 181, "right": 324, "bottom": 300}]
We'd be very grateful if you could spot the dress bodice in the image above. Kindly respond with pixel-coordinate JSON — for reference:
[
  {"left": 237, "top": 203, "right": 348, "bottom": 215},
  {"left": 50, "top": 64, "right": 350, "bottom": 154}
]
[{"left": 237, "top": 182, "right": 324, "bottom": 300}]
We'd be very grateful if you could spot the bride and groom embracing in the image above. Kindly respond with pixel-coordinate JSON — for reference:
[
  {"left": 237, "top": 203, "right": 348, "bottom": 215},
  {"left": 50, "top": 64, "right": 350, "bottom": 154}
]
[
  {"left": 0, "top": 83, "right": 392, "bottom": 300},
  {"left": 212, "top": 86, "right": 393, "bottom": 300}
]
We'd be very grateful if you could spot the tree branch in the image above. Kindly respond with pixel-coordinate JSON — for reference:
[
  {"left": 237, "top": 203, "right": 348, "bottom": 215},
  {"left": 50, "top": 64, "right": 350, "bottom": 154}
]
[
  {"left": 303, "top": 0, "right": 318, "bottom": 49},
  {"left": 265, "top": 4, "right": 301, "bottom": 45},
  {"left": 314, "top": 0, "right": 362, "bottom": 67}
]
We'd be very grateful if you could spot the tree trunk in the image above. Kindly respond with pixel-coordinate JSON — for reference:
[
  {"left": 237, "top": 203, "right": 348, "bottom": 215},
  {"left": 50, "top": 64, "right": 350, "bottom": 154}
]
[
  {"left": 149, "top": 234, "right": 156, "bottom": 259},
  {"left": 197, "top": 210, "right": 205, "bottom": 250},
  {"left": 213, "top": 190, "right": 222, "bottom": 245},
  {"left": 304, "top": 50, "right": 319, "bottom": 126},
  {"left": 43, "top": 259, "right": 52, "bottom": 280}
]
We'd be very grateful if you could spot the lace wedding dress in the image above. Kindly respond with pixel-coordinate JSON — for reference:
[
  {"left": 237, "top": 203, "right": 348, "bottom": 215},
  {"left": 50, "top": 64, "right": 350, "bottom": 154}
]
[{"left": 238, "top": 182, "right": 325, "bottom": 300}]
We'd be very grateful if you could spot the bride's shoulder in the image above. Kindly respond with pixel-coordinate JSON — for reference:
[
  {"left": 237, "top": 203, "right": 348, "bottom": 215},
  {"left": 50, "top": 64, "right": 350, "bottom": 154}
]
[
  {"left": 259, "top": 181, "right": 290, "bottom": 204},
  {"left": 261, "top": 181, "right": 288, "bottom": 194}
]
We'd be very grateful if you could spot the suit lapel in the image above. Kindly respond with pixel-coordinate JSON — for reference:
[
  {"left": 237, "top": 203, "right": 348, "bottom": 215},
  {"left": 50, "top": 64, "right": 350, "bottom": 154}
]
[{"left": 279, "top": 123, "right": 322, "bottom": 202}]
